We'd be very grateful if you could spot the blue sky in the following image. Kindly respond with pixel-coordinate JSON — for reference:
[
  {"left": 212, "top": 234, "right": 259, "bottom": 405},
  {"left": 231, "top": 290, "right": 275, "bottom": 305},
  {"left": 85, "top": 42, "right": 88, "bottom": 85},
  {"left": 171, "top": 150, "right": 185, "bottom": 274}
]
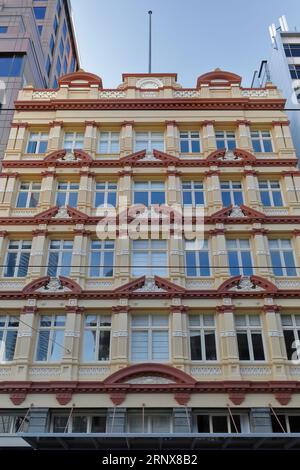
[{"left": 71, "top": 0, "right": 300, "bottom": 88}]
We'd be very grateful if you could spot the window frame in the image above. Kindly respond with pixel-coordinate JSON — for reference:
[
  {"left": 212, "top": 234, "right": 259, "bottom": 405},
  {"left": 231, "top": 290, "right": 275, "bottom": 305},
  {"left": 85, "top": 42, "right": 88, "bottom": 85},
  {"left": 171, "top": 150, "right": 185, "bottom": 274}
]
[
  {"left": 133, "top": 181, "right": 166, "bottom": 206},
  {"left": 130, "top": 314, "right": 170, "bottom": 362},
  {"left": 63, "top": 131, "right": 84, "bottom": 152},
  {"left": 131, "top": 239, "right": 168, "bottom": 277},
  {"left": 16, "top": 181, "right": 41, "bottom": 208},
  {"left": 185, "top": 239, "right": 211, "bottom": 277},
  {"left": 89, "top": 240, "right": 115, "bottom": 278},
  {"left": 3, "top": 240, "right": 32, "bottom": 278},
  {"left": 134, "top": 131, "right": 165, "bottom": 154},
  {"left": 55, "top": 181, "right": 79, "bottom": 208},
  {"left": 35, "top": 315, "right": 66, "bottom": 363},
  {"left": 251, "top": 130, "right": 273, "bottom": 153},
  {"left": 269, "top": 239, "right": 297, "bottom": 277},
  {"left": 26, "top": 132, "right": 49, "bottom": 154},
  {"left": 215, "top": 130, "right": 236, "bottom": 150},
  {"left": 235, "top": 314, "right": 266, "bottom": 362},
  {"left": 188, "top": 314, "right": 218, "bottom": 361},
  {"left": 179, "top": 131, "right": 201, "bottom": 154},
  {"left": 258, "top": 180, "right": 283, "bottom": 207},
  {"left": 226, "top": 239, "right": 253, "bottom": 276},
  {"left": 82, "top": 314, "right": 112, "bottom": 362},
  {"left": 47, "top": 239, "right": 73, "bottom": 277},
  {"left": 94, "top": 181, "right": 118, "bottom": 208},
  {"left": 0, "top": 315, "right": 19, "bottom": 362},
  {"left": 220, "top": 180, "right": 244, "bottom": 207},
  {"left": 182, "top": 181, "right": 205, "bottom": 207},
  {"left": 98, "top": 131, "right": 120, "bottom": 154}
]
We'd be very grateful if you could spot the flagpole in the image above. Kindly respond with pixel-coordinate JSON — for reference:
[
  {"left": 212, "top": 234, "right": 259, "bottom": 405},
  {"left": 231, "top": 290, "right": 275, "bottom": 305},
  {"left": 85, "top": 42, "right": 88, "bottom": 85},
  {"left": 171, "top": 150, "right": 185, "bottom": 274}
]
[{"left": 148, "top": 10, "right": 152, "bottom": 73}]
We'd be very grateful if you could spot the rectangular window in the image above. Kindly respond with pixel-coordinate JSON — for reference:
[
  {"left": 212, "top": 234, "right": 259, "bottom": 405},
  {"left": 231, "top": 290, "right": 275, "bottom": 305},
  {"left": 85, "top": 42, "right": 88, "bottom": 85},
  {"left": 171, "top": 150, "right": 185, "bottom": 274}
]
[
  {"left": 16, "top": 182, "right": 41, "bottom": 208},
  {"left": 269, "top": 239, "right": 297, "bottom": 277},
  {"left": 35, "top": 315, "right": 65, "bottom": 362},
  {"left": 0, "top": 414, "right": 29, "bottom": 433},
  {"left": 52, "top": 414, "right": 106, "bottom": 433},
  {"left": 33, "top": 7, "right": 46, "bottom": 20},
  {"left": 197, "top": 413, "right": 244, "bottom": 433},
  {"left": 215, "top": 131, "right": 236, "bottom": 150},
  {"left": 0, "top": 53, "right": 24, "bottom": 77},
  {"left": 98, "top": 131, "right": 120, "bottom": 154},
  {"left": 131, "top": 315, "right": 169, "bottom": 362},
  {"left": 284, "top": 44, "right": 300, "bottom": 57},
  {"left": 281, "top": 315, "right": 300, "bottom": 360},
  {"left": 56, "top": 181, "right": 79, "bottom": 208},
  {"left": 0, "top": 316, "right": 19, "bottom": 361},
  {"left": 0, "top": 27, "right": 8, "bottom": 33},
  {"left": 289, "top": 65, "right": 300, "bottom": 79},
  {"left": 94, "top": 182, "right": 117, "bottom": 208},
  {"left": 220, "top": 181, "right": 244, "bottom": 206},
  {"left": 133, "top": 181, "right": 165, "bottom": 206},
  {"left": 26, "top": 132, "right": 48, "bottom": 154},
  {"left": 127, "top": 413, "right": 172, "bottom": 433},
  {"left": 185, "top": 239, "right": 210, "bottom": 277},
  {"left": 251, "top": 130, "right": 273, "bottom": 153},
  {"left": 227, "top": 239, "right": 253, "bottom": 276},
  {"left": 259, "top": 181, "right": 283, "bottom": 207},
  {"left": 47, "top": 240, "right": 73, "bottom": 277},
  {"left": 4, "top": 240, "right": 31, "bottom": 278},
  {"left": 180, "top": 131, "right": 201, "bottom": 153},
  {"left": 182, "top": 181, "right": 204, "bottom": 206},
  {"left": 63, "top": 132, "right": 84, "bottom": 151},
  {"left": 82, "top": 315, "right": 111, "bottom": 361},
  {"left": 189, "top": 315, "right": 217, "bottom": 361},
  {"left": 135, "top": 131, "right": 164, "bottom": 154},
  {"left": 132, "top": 240, "right": 168, "bottom": 277},
  {"left": 235, "top": 315, "right": 265, "bottom": 361},
  {"left": 89, "top": 241, "right": 114, "bottom": 277}
]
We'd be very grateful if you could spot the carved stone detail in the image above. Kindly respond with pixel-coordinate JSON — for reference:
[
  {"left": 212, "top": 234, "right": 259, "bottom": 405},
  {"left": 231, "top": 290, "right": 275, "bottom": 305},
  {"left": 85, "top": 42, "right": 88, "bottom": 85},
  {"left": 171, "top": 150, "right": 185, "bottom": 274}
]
[
  {"left": 37, "top": 277, "right": 70, "bottom": 292},
  {"left": 136, "top": 277, "right": 166, "bottom": 292},
  {"left": 54, "top": 207, "right": 71, "bottom": 219},
  {"left": 229, "top": 206, "right": 245, "bottom": 218}
]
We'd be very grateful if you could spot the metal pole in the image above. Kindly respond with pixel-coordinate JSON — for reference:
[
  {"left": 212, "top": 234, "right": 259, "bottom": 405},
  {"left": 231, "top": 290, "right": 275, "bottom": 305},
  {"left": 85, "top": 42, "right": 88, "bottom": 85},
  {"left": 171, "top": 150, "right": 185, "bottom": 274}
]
[{"left": 148, "top": 11, "right": 152, "bottom": 73}]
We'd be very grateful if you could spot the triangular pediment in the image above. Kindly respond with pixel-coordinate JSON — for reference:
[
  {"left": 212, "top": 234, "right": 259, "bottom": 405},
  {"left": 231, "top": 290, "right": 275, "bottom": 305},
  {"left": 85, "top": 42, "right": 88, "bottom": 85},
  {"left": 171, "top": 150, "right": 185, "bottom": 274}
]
[
  {"left": 114, "top": 276, "right": 185, "bottom": 295},
  {"left": 34, "top": 206, "right": 88, "bottom": 222},
  {"left": 120, "top": 149, "right": 179, "bottom": 166}
]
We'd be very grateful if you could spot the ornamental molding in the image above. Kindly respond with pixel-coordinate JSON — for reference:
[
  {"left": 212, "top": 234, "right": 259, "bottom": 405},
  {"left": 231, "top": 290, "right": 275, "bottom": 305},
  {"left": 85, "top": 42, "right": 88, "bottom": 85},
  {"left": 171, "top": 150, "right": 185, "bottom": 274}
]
[
  {"left": 32, "top": 91, "right": 57, "bottom": 100},
  {"left": 37, "top": 277, "right": 71, "bottom": 293},
  {"left": 0, "top": 368, "right": 12, "bottom": 376},
  {"left": 173, "top": 90, "right": 201, "bottom": 98},
  {"left": 126, "top": 376, "right": 175, "bottom": 384},
  {"left": 136, "top": 78, "right": 163, "bottom": 89},
  {"left": 240, "top": 366, "right": 272, "bottom": 376},
  {"left": 112, "top": 331, "right": 128, "bottom": 337},
  {"left": 229, "top": 205, "right": 246, "bottom": 218},
  {"left": 190, "top": 367, "right": 222, "bottom": 375},
  {"left": 241, "top": 89, "right": 269, "bottom": 97},
  {"left": 54, "top": 206, "right": 71, "bottom": 219},
  {"left": 29, "top": 367, "right": 61, "bottom": 376},
  {"left": 136, "top": 277, "right": 167, "bottom": 293},
  {"left": 98, "top": 90, "right": 126, "bottom": 98},
  {"left": 220, "top": 331, "right": 236, "bottom": 337},
  {"left": 230, "top": 276, "right": 264, "bottom": 292},
  {"left": 65, "top": 330, "right": 81, "bottom": 338},
  {"left": 78, "top": 367, "right": 110, "bottom": 376}
]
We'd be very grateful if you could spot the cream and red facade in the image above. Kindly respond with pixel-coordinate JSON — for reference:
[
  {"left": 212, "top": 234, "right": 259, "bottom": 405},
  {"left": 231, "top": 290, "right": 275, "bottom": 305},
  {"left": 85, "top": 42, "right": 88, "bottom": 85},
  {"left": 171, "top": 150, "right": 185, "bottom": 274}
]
[{"left": 1, "top": 69, "right": 300, "bottom": 449}]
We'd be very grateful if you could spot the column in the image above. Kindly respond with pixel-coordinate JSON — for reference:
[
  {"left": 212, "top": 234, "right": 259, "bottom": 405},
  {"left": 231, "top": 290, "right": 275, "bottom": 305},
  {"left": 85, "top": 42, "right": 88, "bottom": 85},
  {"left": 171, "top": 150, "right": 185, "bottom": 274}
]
[
  {"left": 280, "top": 121, "right": 294, "bottom": 150},
  {"left": 78, "top": 171, "right": 94, "bottom": 212},
  {"left": 217, "top": 301, "right": 240, "bottom": 380},
  {"left": 27, "top": 409, "right": 50, "bottom": 433},
  {"left": 205, "top": 170, "right": 222, "bottom": 212},
  {"left": 30, "top": 229, "right": 49, "bottom": 279},
  {"left": 237, "top": 120, "right": 251, "bottom": 150},
  {"left": 272, "top": 121, "right": 292, "bottom": 154},
  {"left": 40, "top": 171, "right": 56, "bottom": 209},
  {"left": 293, "top": 231, "right": 300, "bottom": 272},
  {"left": 115, "top": 237, "right": 130, "bottom": 284},
  {"left": 167, "top": 168, "right": 181, "bottom": 205},
  {"left": 120, "top": 121, "right": 134, "bottom": 156},
  {"left": 0, "top": 174, "right": 7, "bottom": 205},
  {"left": 292, "top": 172, "right": 300, "bottom": 203},
  {"left": 0, "top": 231, "right": 7, "bottom": 268},
  {"left": 84, "top": 121, "right": 98, "bottom": 155},
  {"left": 244, "top": 170, "right": 260, "bottom": 208},
  {"left": 202, "top": 121, "right": 216, "bottom": 154},
  {"left": 165, "top": 121, "right": 179, "bottom": 156},
  {"left": 118, "top": 169, "right": 132, "bottom": 205},
  {"left": 283, "top": 172, "right": 298, "bottom": 205},
  {"left": 111, "top": 306, "right": 129, "bottom": 367},
  {"left": 211, "top": 228, "right": 228, "bottom": 279},
  {"left": 6, "top": 124, "right": 18, "bottom": 152},
  {"left": 14, "top": 123, "right": 29, "bottom": 155},
  {"left": 14, "top": 307, "right": 36, "bottom": 380},
  {"left": 252, "top": 229, "right": 271, "bottom": 277},
  {"left": 63, "top": 304, "right": 82, "bottom": 380},
  {"left": 48, "top": 121, "right": 64, "bottom": 151},
  {"left": 263, "top": 302, "right": 286, "bottom": 380},
  {"left": 250, "top": 408, "right": 272, "bottom": 433},
  {"left": 70, "top": 229, "right": 89, "bottom": 281},
  {"left": 171, "top": 305, "right": 188, "bottom": 366},
  {"left": 2, "top": 173, "right": 18, "bottom": 209}
]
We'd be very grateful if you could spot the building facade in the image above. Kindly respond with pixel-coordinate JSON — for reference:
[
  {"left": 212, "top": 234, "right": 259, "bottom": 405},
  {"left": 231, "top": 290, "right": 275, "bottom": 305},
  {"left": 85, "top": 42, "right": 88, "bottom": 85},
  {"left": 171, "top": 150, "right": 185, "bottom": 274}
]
[
  {"left": 0, "top": 0, "right": 79, "bottom": 159},
  {"left": 1, "top": 69, "right": 300, "bottom": 450},
  {"left": 253, "top": 15, "right": 300, "bottom": 161}
]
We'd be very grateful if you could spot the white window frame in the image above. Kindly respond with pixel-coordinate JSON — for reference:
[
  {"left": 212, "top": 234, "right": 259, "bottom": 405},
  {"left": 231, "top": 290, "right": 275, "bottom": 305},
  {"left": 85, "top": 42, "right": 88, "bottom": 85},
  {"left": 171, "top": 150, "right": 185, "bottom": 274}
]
[
  {"left": 135, "top": 131, "right": 165, "bottom": 154},
  {"left": 16, "top": 182, "right": 41, "bottom": 208},
  {"left": 98, "top": 131, "right": 120, "bottom": 154},
  {"left": 179, "top": 131, "right": 201, "bottom": 153},
  {"left": 130, "top": 314, "right": 170, "bottom": 362},
  {"left": 127, "top": 412, "right": 173, "bottom": 433},
  {"left": 0, "top": 315, "right": 19, "bottom": 362},
  {"left": 194, "top": 412, "right": 250, "bottom": 433},
  {"left": 185, "top": 239, "right": 211, "bottom": 277},
  {"left": 82, "top": 315, "right": 111, "bottom": 362},
  {"left": 268, "top": 239, "right": 297, "bottom": 277},
  {"left": 281, "top": 314, "right": 300, "bottom": 360},
  {"left": 89, "top": 240, "right": 115, "bottom": 278},
  {"left": 26, "top": 132, "right": 49, "bottom": 154},
  {"left": 235, "top": 314, "right": 266, "bottom": 362},
  {"left": 251, "top": 130, "right": 273, "bottom": 152},
  {"left": 51, "top": 413, "right": 107, "bottom": 433},
  {"left": 182, "top": 181, "right": 205, "bottom": 206},
  {"left": 56, "top": 181, "right": 79, "bottom": 207},
  {"left": 133, "top": 181, "right": 165, "bottom": 206},
  {"left": 258, "top": 180, "right": 284, "bottom": 206},
  {"left": 226, "top": 239, "right": 253, "bottom": 276},
  {"left": 94, "top": 181, "right": 118, "bottom": 207},
  {"left": 3, "top": 240, "right": 32, "bottom": 278},
  {"left": 220, "top": 180, "right": 244, "bottom": 205},
  {"left": 131, "top": 240, "right": 168, "bottom": 277},
  {"left": 188, "top": 314, "right": 218, "bottom": 361},
  {"left": 63, "top": 132, "right": 84, "bottom": 151},
  {"left": 47, "top": 240, "right": 73, "bottom": 277},
  {"left": 215, "top": 130, "right": 236, "bottom": 150},
  {"left": 35, "top": 315, "right": 66, "bottom": 363}
]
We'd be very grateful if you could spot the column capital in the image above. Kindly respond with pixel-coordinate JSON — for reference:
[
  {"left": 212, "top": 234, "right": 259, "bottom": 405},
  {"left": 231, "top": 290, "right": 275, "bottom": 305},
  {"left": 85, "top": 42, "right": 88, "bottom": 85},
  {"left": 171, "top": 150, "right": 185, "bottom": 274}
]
[
  {"left": 252, "top": 228, "right": 269, "bottom": 235},
  {"left": 170, "top": 305, "right": 189, "bottom": 314},
  {"left": 32, "top": 229, "right": 49, "bottom": 237},
  {"left": 236, "top": 119, "right": 251, "bottom": 126},
  {"left": 272, "top": 120, "right": 290, "bottom": 126},
  {"left": 65, "top": 306, "right": 85, "bottom": 314},
  {"left": 73, "top": 229, "right": 91, "bottom": 236},
  {"left": 49, "top": 121, "right": 64, "bottom": 128},
  {"left": 85, "top": 120, "right": 99, "bottom": 128},
  {"left": 209, "top": 228, "right": 226, "bottom": 236},
  {"left": 112, "top": 306, "right": 131, "bottom": 314},
  {"left": 0, "top": 231, "right": 8, "bottom": 238},
  {"left": 217, "top": 305, "right": 235, "bottom": 314},
  {"left": 11, "top": 122, "right": 29, "bottom": 129},
  {"left": 243, "top": 169, "right": 258, "bottom": 176},
  {"left": 202, "top": 120, "right": 215, "bottom": 126},
  {"left": 262, "top": 304, "right": 281, "bottom": 314},
  {"left": 41, "top": 171, "right": 56, "bottom": 178},
  {"left": 205, "top": 170, "right": 220, "bottom": 177},
  {"left": 121, "top": 120, "right": 135, "bottom": 127},
  {"left": 165, "top": 120, "right": 178, "bottom": 126}
]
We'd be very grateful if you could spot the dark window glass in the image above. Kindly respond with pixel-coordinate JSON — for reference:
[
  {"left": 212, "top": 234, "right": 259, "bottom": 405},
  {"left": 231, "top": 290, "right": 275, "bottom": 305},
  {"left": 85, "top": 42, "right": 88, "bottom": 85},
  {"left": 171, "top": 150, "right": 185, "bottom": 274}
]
[
  {"left": 190, "top": 332, "right": 202, "bottom": 360},
  {"left": 283, "top": 330, "right": 296, "bottom": 360},
  {"left": 271, "top": 414, "right": 287, "bottom": 433},
  {"left": 237, "top": 332, "right": 250, "bottom": 360},
  {"left": 33, "top": 7, "right": 46, "bottom": 20},
  {"left": 205, "top": 331, "right": 217, "bottom": 360},
  {"left": 72, "top": 416, "right": 87, "bottom": 433},
  {"left": 0, "top": 26, "right": 7, "bottom": 33},
  {"left": 197, "top": 415, "right": 210, "bottom": 433},
  {"left": 251, "top": 332, "right": 265, "bottom": 360},
  {"left": 91, "top": 416, "right": 106, "bottom": 433},
  {"left": 98, "top": 330, "right": 110, "bottom": 361},
  {"left": 0, "top": 54, "right": 23, "bottom": 77},
  {"left": 230, "top": 415, "right": 241, "bottom": 433},
  {"left": 53, "top": 416, "right": 68, "bottom": 433},
  {"left": 212, "top": 416, "right": 228, "bottom": 433},
  {"left": 50, "top": 36, "right": 55, "bottom": 55},
  {"left": 289, "top": 416, "right": 300, "bottom": 432}
]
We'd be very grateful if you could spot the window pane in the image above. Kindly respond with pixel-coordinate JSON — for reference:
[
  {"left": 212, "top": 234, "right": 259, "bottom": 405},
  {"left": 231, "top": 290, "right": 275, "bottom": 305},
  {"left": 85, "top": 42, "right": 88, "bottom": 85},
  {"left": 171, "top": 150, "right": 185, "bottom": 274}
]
[
  {"left": 283, "top": 330, "right": 296, "bottom": 360},
  {"left": 91, "top": 416, "right": 106, "bottom": 433},
  {"left": 53, "top": 416, "right": 68, "bottom": 433},
  {"left": 237, "top": 332, "right": 250, "bottom": 360},
  {"left": 72, "top": 416, "right": 87, "bottom": 433},
  {"left": 131, "top": 331, "right": 148, "bottom": 361},
  {"left": 270, "top": 251, "right": 283, "bottom": 276},
  {"left": 3, "top": 331, "right": 17, "bottom": 361},
  {"left": 190, "top": 331, "right": 202, "bottom": 360},
  {"left": 36, "top": 330, "right": 50, "bottom": 361},
  {"left": 83, "top": 330, "right": 96, "bottom": 361},
  {"left": 152, "top": 331, "right": 169, "bottom": 360},
  {"left": 49, "top": 330, "right": 64, "bottom": 361},
  {"left": 197, "top": 415, "right": 210, "bottom": 433},
  {"left": 98, "top": 330, "right": 110, "bottom": 361},
  {"left": 251, "top": 332, "right": 265, "bottom": 360},
  {"left": 212, "top": 416, "right": 228, "bottom": 433},
  {"left": 204, "top": 331, "right": 217, "bottom": 360}
]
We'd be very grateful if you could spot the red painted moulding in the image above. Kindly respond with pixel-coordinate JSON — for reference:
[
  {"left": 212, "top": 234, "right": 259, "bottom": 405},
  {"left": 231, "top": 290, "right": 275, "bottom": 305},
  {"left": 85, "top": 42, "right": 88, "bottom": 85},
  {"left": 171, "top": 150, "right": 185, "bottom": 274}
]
[
  {"left": 44, "top": 149, "right": 93, "bottom": 164},
  {"left": 10, "top": 392, "right": 27, "bottom": 405},
  {"left": 22, "top": 275, "right": 82, "bottom": 296},
  {"left": 58, "top": 70, "right": 103, "bottom": 88},
  {"left": 56, "top": 392, "right": 73, "bottom": 405},
  {"left": 110, "top": 392, "right": 127, "bottom": 406},
  {"left": 217, "top": 275, "right": 278, "bottom": 295},
  {"left": 197, "top": 70, "right": 242, "bottom": 87},
  {"left": 103, "top": 363, "right": 197, "bottom": 386},
  {"left": 275, "top": 393, "right": 292, "bottom": 405},
  {"left": 229, "top": 393, "right": 246, "bottom": 405}
]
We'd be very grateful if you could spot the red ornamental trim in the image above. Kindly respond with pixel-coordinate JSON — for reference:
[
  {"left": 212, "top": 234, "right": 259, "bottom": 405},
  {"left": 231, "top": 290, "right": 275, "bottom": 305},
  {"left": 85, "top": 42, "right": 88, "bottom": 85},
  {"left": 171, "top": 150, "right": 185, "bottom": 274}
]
[
  {"left": 174, "top": 393, "right": 191, "bottom": 405},
  {"left": 272, "top": 121, "right": 290, "bottom": 126},
  {"left": 262, "top": 305, "right": 281, "bottom": 314},
  {"left": 202, "top": 120, "right": 216, "bottom": 126},
  {"left": 56, "top": 392, "right": 73, "bottom": 405},
  {"left": 22, "top": 276, "right": 82, "bottom": 295},
  {"left": 275, "top": 393, "right": 292, "bottom": 405},
  {"left": 10, "top": 392, "right": 27, "bottom": 405},
  {"left": 103, "top": 364, "right": 197, "bottom": 385},
  {"left": 121, "top": 120, "right": 135, "bottom": 127},
  {"left": 64, "top": 306, "right": 85, "bottom": 314},
  {"left": 217, "top": 305, "right": 235, "bottom": 314},
  {"left": 197, "top": 71, "right": 242, "bottom": 87},
  {"left": 41, "top": 171, "right": 56, "bottom": 177},
  {"left": 110, "top": 392, "right": 126, "bottom": 406},
  {"left": 236, "top": 120, "right": 251, "bottom": 126},
  {"left": 44, "top": 149, "right": 93, "bottom": 164},
  {"left": 84, "top": 121, "right": 98, "bottom": 127},
  {"left": 21, "top": 306, "right": 38, "bottom": 314},
  {"left": 165, "top": 120, "right": 178, "bottom": 126},
  {"left": 49, "top": 121, "right": 64, "bottom": 128},
  {"left": 229, "top": 393, "right": 246, "bottom": 405},
  {"left": 217, "top": 275, "right": 278, "bottom": 295},
  {"left": 32, "top": 229, "right": 49, "bottom": 237},
  {"left": 10, "top": 122, "right": 29, "bottom": 128},
  {"left": 14, "top": 98, "right": 286, "bottom": 112},
  {"left": 58, "top": 71, "right": 103, "bottom": 88}
]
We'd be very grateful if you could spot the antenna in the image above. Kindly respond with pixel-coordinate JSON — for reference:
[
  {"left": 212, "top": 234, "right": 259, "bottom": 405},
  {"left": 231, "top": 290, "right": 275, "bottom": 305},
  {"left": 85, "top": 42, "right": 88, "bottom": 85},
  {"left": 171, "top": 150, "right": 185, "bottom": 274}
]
[{"left": 148, "top": 10, "right": 152, "bottom": 73}]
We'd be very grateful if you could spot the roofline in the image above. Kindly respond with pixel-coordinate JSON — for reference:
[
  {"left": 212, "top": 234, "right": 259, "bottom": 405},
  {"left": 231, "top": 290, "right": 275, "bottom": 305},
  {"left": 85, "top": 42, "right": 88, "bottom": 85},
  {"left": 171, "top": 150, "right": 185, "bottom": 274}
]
[{"left": 122, "top": 73, "right": 178, "bottom": 80}]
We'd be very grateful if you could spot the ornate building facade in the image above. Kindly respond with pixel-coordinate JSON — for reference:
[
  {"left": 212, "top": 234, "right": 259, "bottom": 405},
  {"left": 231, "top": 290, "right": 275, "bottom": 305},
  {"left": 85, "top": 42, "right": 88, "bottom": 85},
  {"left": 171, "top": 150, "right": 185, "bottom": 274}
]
[{"left": 1, "top": 69, "right": 300, "bottom": 449}]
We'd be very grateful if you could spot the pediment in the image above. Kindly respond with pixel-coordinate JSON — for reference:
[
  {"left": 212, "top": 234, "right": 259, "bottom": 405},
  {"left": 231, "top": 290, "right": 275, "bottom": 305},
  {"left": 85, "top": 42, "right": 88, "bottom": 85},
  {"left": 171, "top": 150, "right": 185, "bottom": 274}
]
[
  {"left": 211, "top": 204, "right": 265, "bottom": 221},
  {"left": 104, "top": 364, "right": 196, "bottom": 385},
  {"left": 22, "top": 276, "right": 82, "bottom": 295},
  {"left": 44, "top": 149, "right": 93, "bottom": 164},
  {"left": 34, "top": 206, "right": 88, "bottom": 222},
  {"left": 120, "top": 149, "right": 179, "bottom": 166},
  {"left": 218, "top": 275, "right": 278, "bottom": 294},
  {"left": 206, "top": 148, "right": 256, "bottom": 163},
  {"left": 114, "top": 276, "right": 185, "bottom": 296}
]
